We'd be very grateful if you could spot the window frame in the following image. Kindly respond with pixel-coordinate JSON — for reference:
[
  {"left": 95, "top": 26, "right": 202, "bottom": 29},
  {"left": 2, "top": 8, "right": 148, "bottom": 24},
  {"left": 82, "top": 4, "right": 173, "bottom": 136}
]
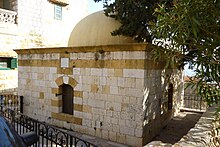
[
  {"left": 0, "top": 58, "right": 17, "bottom": 70},
  {"left": 54, "top": 4, "right": 62, "bottom": 20}
]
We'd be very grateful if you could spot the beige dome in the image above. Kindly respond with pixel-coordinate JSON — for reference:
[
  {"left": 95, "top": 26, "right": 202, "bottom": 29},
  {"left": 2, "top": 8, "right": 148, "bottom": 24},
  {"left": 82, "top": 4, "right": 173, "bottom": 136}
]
[{"left": 68, "top": 11, "right": 135, "bottom": 47}]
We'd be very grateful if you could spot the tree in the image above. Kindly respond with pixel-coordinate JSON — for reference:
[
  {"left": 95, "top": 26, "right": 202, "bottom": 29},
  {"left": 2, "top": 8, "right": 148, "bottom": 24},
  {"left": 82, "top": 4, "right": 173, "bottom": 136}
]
[
  {"left": 95, "top": 0, "right": 220, "bottom": 106},
  {"left": 94, "top": 0, "right": 172, "bottom": 42}
]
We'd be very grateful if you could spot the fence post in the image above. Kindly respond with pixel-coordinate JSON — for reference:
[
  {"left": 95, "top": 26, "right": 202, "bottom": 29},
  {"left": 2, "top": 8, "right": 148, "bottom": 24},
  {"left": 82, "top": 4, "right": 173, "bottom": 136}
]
[
  {"left": 20, "top": 96, "right": 23, "bottom": 113},
  {"left": 0, "top": 95, "right": 3, "bottom": 112}
]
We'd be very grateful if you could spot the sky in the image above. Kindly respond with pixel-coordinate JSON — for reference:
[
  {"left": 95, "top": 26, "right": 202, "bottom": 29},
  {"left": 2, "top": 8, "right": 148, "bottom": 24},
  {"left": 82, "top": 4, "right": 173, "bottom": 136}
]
[{"left": 88, "top": 0, "right": 104, "bottom": 14}]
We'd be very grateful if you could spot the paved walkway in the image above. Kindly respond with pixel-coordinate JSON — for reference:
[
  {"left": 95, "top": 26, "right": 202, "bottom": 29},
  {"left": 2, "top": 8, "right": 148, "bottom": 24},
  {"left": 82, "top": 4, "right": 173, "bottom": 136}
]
[{"left": 150, "top": 111, "right": 202, "bottom": 145}]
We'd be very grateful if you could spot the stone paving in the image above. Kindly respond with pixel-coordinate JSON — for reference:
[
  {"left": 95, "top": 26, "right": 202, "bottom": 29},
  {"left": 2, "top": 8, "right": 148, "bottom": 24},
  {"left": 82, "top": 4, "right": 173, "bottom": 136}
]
[{"left": 147, "top": 111, "right": 202, "bottom": 146}]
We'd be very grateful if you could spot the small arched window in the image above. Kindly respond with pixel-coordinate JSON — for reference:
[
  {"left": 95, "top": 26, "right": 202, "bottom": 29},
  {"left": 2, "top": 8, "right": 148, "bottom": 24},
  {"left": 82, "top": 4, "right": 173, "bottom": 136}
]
[{"left": 61, "top": 84, "right": 73, "bottom": 115}]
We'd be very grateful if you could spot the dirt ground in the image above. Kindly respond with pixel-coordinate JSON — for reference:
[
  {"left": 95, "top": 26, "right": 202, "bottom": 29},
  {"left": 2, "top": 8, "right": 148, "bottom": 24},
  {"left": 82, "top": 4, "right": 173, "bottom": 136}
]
[{"left": 151, "top": 111, "right": 202, "bottom": 144}]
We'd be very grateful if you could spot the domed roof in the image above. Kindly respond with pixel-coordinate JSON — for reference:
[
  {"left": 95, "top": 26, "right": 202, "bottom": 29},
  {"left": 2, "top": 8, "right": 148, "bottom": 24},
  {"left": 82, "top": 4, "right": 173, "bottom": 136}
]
[{"left": 68, "top": 11, "right": 135, "bottom": 47}]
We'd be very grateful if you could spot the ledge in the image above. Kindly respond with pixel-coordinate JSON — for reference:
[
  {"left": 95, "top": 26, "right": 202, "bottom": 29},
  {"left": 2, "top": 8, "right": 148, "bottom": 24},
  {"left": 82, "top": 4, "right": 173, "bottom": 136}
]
[{"left": 48, "top": 0, "right": 69, "bottom": 6}]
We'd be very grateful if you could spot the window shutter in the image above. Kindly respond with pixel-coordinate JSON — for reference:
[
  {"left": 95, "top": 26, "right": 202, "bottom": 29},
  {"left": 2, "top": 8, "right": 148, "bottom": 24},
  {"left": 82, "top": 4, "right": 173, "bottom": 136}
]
[
  {"left": 10, "top": 58, "right": 17, "bottom": 69},
  {"left": 54, "top": 5, "right": 62, "bottom": 20}
]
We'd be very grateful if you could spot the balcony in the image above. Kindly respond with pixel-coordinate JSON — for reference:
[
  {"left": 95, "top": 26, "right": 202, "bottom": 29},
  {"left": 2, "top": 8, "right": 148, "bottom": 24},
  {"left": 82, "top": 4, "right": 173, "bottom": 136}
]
[{"left": 0, "top": 8, "right": 17, "bottom": 24}]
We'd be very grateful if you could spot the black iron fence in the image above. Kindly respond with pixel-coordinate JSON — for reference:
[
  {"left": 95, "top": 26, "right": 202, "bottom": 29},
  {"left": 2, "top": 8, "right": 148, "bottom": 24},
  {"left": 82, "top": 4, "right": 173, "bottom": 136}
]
[{"left": 0, "top": 95, "right": 97, "bottom": 147}]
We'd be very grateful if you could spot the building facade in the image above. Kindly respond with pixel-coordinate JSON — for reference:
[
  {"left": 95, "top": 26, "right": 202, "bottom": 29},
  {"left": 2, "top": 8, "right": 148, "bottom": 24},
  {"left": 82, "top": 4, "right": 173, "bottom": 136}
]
[
  {"left": 0, "top": 0, "right": 88, "bottom": 90},
  {"left": 15, "top": 11, "right": 184, "bottom": 146}
]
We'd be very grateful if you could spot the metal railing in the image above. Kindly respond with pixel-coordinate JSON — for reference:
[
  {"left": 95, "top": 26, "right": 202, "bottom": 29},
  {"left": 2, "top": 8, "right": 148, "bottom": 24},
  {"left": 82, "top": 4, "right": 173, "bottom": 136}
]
[
  {"left": 0, "top": 94, "right": 23, "bottom": 113},
  {"left": 182, "top": 94, "right": 207, "bottom": 111},
  {"left": 0, "top": 95, "right": 97, "bottom": 147},
  {"left": 0, "top": 8, "right": 17, "bottom": 24}
]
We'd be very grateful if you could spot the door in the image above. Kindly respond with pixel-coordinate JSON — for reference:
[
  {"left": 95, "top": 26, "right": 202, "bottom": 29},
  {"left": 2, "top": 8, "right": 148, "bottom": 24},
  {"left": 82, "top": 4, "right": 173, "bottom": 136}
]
[{"left": 62, "top": 84, "right": 73, "bottom": 115}]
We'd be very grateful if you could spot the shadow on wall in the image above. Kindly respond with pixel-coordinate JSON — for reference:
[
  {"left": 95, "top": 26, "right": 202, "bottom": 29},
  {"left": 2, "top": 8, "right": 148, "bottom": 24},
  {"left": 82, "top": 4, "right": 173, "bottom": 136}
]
[{"left": 142, "top": 68, "right": 182, "bottom": 145}]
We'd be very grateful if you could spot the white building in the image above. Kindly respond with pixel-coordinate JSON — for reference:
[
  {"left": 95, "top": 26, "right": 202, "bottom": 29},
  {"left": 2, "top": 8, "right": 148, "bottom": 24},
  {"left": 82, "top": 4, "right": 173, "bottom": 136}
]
[{"left": 0, "top": 0, "right": 88, "bottom": 90}]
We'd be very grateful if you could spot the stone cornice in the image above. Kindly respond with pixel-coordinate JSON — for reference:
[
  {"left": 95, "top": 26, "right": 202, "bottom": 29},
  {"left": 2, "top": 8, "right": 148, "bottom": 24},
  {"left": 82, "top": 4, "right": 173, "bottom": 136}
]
[{"left": 14, "top": 43, "right": 153, "bottom": 54}]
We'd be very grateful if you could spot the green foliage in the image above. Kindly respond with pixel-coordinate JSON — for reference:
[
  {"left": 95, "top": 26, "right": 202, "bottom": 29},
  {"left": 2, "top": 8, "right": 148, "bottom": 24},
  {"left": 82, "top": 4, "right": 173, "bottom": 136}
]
[
  {"left": 151, "top": 0, "right": 220, "bottom": 106},
  {"left": 95, "top": 0, "right": 220, "bottom": 106},
  {"left": 94, "top": 0, "right": 167, "bottom": 42}
]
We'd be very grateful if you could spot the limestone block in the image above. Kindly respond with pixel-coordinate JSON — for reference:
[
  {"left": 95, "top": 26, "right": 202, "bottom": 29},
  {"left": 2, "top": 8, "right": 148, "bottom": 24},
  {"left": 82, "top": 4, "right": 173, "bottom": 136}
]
[
  {"left": 109, "top": 131, "right": 117, "bottom": 142},
  {"left": 118, "top": 77, "right": 125, "bottom": 87},
  {"left": 74, "top": 97, "right": 83, "bottom": 105},
  {"left": 106, "top": 102, "right": 114, "bottom": 111},
  {"left": 74, "top": 111, "right": 83, "bottom": 118},
  {"left": 120, "top": 126, "right": 135, "bottom": 136},
  {"left": 115, "top": 69, "right": 123, "bottom": 77},
  {"left": 136, "top": 78, "right": 144, "bottom": 89},
  {"left": 114, "top": 95, "right": 123, "bottom": 103},
  {"left": 121, "top": 112, "right": 135, "bottom": 121},
  {"left": 106, "top": 110, "right": 113, "bottom": 117},
  {"left": 113, "top": 124, "right": 120, "bottom": 133},
  {"left": 104, "top": 116, "right": 111, "bottom": 123},
  {"left": 82, "top": 84, "right": 91, "bottom": 92},
  {"left": 103, "top": 52, "right": 113, "bottom": 60},
  {"left": 111, "top": 118, "right": 119, "bottom": 125},
  {"left": 31, "top": 91, "right": 39, "bottom": 98},
  {"left": 86, "top": 53, "right": 95, "bottom": 59},
  {"left": 107, "top": 94, "right": 115, "bottom": 102},
  {"left": 113, "top": 52, "right": 123, "bottom": 59},
  {"left": 126, "top": 135, "right": 142, "bottom": 147},
  {"left": 83, "top": 113, "right": 92, "bottom": 119},
  {"left": 78, "top": 53, "right": 86, "bottom": 60},
  {"left": 119, "top": 119, "right": 126, "bottom": 126},
  {"left": 70, "top": 53, "right": 77, "bottom": 60},
  {"left": 116, "top": 133, "right": 126, "bottom": 144},
  {"left": 92, "top": 108, "right": 106, "bottom": 115},
  {"left": 132, "top": 51, "right": 146, "bottom": 59},
  {"left": 114, "top": 102, "right": 121, "bottom": 112},
  {"left": 107, "top": 69, "right": 114, "bottom": 77},
  {"left": 100, "top": 77, "right": 107, "bottom": 85},
  {"left": 91, "top": 68, "right": 102, "bottom": 76},
  {"left": 107, "top": 77, "right": 118, "bottom": 86},
  {"left": 95, "top": 128, "right": 102, "bottom": 138},
  {"left": 102, "top": 68, "right": 108, "bottom": 77},
  {"left": 102, "top": 130, "right": 109, "bottom": 140},
  {"left": 126, "top": 88, "right": 143, "bottom": 97},
  {"left": 124, "top": 78, "right": 136, "bottom": 88},
  {"left": 110, "top": 86, "right": 118, "bottom": 95},
  {"left": 85, "top": 68, "right": 91, "bottom": 76},
  {"left": 73, "top": 68, "right": 80, "bottom": 75},
  {"left": 100, "top": 94, "right": 108, "bottom": 101},
  {"left": 123, "top": 51, "right": 145, "bottom": 59},
  {"left": 88, "top": 99, "right": 105, "bottom": 109},
  {"left": 50, "top": 67, "right": 57, "bottom": 74},
  {"left": 123, "top": 69, "right": 145, "bottom": 78},
  {"left": 113, "top": 112, "right": 120, "bottom": 119},
  {"left": 61, "top": 58, "right": 69, "bottom": 68},
  {"left": 126, "top": 120, "right": 136, "bottom": 128},
  {"left": 51, "top": 53, "right": 60, "bottom": 60}
]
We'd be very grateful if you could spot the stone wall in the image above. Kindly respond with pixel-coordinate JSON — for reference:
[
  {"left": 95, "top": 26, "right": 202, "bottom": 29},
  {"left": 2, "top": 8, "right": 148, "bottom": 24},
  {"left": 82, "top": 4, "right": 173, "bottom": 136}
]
[
  {"left": 15, "top": 44, "right": 183, "bottom": 146},
  {"left": 175, "top": 105, "right": 220, "bottom": 146},
  {"left": 146, "top": 105, "right": 220, "bottom": 147}
]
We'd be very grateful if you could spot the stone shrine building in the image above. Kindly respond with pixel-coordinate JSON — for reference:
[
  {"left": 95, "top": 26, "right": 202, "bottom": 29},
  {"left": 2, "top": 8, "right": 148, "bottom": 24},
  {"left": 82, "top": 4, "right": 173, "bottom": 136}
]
[{"left": 15, "top": 11, "right": 183, "bottom": 146}]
